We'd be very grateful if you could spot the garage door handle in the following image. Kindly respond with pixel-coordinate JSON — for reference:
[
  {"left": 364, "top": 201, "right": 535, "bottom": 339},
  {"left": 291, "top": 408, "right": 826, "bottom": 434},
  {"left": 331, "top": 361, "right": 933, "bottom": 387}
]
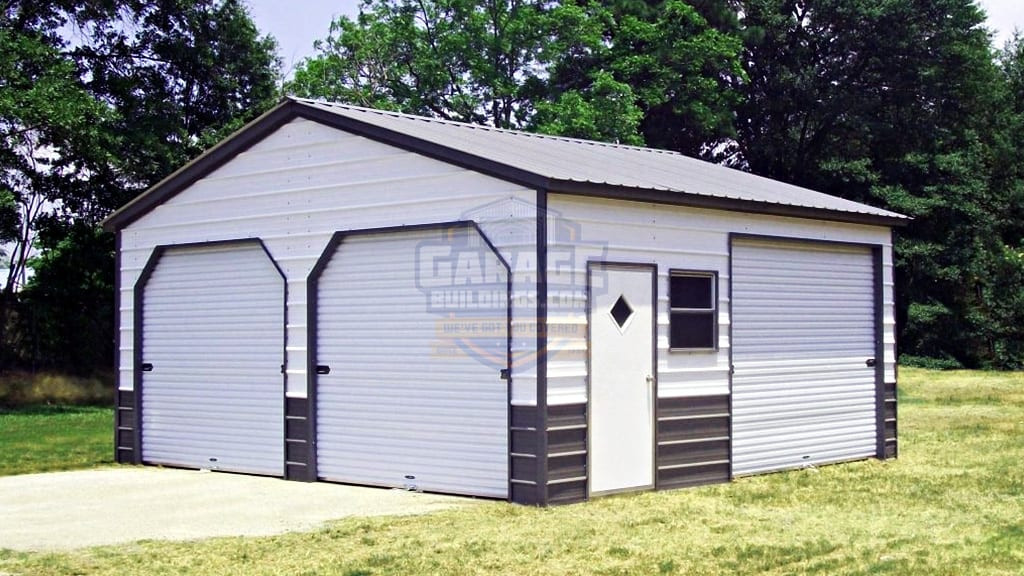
[
  {"left": 865, "top": 358, "right": 876, "bottom": 367},
  {"left": 140, "top": 363, "right": 154, "bottom": 372},
  {"left": 500, "top": 368, "right": 510, "bottom": 380},
  {"left": 316, "top": 365, "right": 331, "bottom": 375}
]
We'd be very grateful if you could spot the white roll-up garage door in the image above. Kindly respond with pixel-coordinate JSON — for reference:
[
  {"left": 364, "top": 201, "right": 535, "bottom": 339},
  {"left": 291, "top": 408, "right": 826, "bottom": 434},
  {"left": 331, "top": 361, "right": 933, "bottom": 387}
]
[
  {"left": 731, "top": 238, "right": 877, "bottom": 476},
  {"left": 139, "top": 242, "right": 285, "bottom": 476},
  {"left": 315, "top": 227, "right": 509, "bottom": 498}
]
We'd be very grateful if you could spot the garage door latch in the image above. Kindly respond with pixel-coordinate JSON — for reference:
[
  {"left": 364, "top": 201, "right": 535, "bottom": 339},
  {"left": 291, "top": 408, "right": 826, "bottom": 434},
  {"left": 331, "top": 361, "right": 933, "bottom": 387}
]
[
  {"left": 499, "top": 368, "right": 510, "bottom": 380},
  {"left": 316, "top": 365, "right": 331, "bottom": 375},
  {"left": 140, "top": 363, "right": 154, "bottom": 372}
]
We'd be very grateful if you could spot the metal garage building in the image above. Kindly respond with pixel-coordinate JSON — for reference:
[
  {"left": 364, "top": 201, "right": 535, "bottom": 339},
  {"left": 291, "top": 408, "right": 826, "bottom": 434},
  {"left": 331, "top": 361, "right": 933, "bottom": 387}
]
[{"left": 103, "top": 97, "right": 904, "bottom": 505}]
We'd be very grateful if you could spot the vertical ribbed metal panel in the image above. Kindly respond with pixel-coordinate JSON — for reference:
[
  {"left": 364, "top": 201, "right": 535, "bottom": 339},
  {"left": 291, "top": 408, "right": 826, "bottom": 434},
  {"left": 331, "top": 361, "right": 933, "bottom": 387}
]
[
  {"left": 731, "top": 239, "right": 876, "bottom": 476},
  {"left": 140, "top": 243, "right": 285, "bottom": 475},
  {"left": 316, "top": 228, "right": 509, "bottom": 498}
]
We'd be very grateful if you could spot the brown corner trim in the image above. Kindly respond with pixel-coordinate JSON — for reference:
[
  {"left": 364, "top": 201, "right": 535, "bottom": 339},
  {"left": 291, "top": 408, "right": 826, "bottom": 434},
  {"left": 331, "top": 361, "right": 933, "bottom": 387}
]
[
  {"left": 655, "top": 395, "right": 731, "bottom": 490},
  {"left": 114, "top": 389, "right": 136, "bottom": 463},
  {"left": 883, "top": 381, "right": 898, "bottom": 459},
  {"left": 285, "top": 397, "right": 313, "bottom": 480},
  {"left": 546, "top": 403, "right": 587, "bottom": 505}
]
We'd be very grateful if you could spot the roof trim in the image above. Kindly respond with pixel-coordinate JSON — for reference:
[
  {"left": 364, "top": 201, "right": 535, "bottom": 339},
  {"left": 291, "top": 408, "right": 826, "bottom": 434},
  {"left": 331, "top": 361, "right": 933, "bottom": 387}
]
[
  {"left": 551, "top": 183, "right": 907, "bottom": 228},
  {"left": 103, "top": 98, "right": 908, "bottom": 232}
]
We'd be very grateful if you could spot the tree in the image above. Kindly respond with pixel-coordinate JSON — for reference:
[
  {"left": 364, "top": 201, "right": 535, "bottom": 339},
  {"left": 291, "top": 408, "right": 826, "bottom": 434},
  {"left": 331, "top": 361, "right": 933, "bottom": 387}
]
[
  {"left": 0, "top": 7, "right": 116, "bottom": 366},
  {"left": 288, "top": 0, "right": 563, "bottom": 129},
  {"left": 734, "top": 0, "right": 1016, "bottom": 367},
  {"left": 545, "top": 0, "right": 745, "bottom": 156},
  {"left": 0, "top": 0, "right": 281, "bottom": 373},
  {"left": 76, "top": 0, "right": 281, "bottom": 205},
  {"left": 15, "top": 223, "right": 114, "bottom": 374},
  {"left": 290, "top": 0, "right": 745, "bottom": 152}
]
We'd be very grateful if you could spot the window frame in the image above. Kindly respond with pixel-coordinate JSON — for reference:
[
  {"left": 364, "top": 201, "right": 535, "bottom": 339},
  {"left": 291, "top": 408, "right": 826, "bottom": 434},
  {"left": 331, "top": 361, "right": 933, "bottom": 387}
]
[{"left": 668, "top": 270, "right": 719, "bottom": 352}]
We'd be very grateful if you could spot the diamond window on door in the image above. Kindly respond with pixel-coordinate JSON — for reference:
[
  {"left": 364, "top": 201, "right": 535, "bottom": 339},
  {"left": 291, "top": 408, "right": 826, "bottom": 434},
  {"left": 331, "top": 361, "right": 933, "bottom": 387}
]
[{"left": 610, "top": 295, "right": 634, "bottom": 329}]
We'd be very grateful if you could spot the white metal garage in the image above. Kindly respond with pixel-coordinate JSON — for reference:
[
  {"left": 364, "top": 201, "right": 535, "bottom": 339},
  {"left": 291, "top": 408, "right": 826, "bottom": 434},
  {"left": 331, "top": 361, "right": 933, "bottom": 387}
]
[
  {"left": 138, "top": 242, "right": 285, "bottom": 475},
  {"left": 731, "top": 237, "right": 879, "bottom": 476},
  {"left": 311, "top": 226, "right": 510, "bottom": 497},
  {"left": 105, "top": 97, "right": 903, "bottom": 505}
]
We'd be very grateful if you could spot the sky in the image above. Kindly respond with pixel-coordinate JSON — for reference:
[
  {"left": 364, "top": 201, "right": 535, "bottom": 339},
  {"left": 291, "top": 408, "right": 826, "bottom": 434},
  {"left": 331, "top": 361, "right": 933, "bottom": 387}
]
[
  {"left": 249, "top": 0, "right": 1024, "bottom": 74},
  {"left": 247, "top": 0, "right": 362, "bottom": 77}
]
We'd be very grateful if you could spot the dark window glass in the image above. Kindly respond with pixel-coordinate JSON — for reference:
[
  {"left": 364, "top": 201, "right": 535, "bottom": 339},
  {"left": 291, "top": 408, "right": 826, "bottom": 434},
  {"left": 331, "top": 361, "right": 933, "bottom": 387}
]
[
  {"left": 610, "top": 295, "right": 634, "bottom": 328},
  {"left": 670, "top": 275, "right": 713, "bottom": 309},
  {"left": 669, "top": 312, "right": 715, "bottom": 349}
]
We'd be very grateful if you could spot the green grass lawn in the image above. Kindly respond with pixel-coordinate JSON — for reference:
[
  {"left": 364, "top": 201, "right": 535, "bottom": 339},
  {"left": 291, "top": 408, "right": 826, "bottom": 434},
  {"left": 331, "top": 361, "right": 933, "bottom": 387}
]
[
  {"left": 0, "top": 405, "right": 114, "bottom": 476},
  {"left": 1, "top": 368, "right": 1022, "bottom": 575}
]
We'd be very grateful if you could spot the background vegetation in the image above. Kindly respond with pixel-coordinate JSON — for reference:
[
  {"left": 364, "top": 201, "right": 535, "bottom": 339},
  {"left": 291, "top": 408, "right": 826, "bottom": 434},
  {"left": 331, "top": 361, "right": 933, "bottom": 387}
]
[{"left": 2, "top": 0, "right": 1024, "bottom": 377}]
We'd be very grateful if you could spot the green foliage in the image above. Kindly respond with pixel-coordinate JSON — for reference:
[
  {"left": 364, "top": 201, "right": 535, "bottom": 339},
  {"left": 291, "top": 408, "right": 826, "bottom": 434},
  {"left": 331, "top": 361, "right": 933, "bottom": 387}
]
[
  {"left": 532, "top": 71, "right": 645, "bottom": 144},
  {"left": 0, "top": 0, "right": 280, "bottom": 372},
  {"left": 898, "top": 354, "right": 963, "bottom": 371},
  {"left": 3, "top": 0, "right": 1024, "bottom": 369},
  {"left": 79, "top": 0, "right": 281, "bottom": 194},
  {"left": 15, "top": 224, "right": 114, "bottom": 374},
  {"left": 288, "top": 0, "right": 743, "bottom": 149},
  {"left": 0, "top": 190, "right": 16, "bottom": 245},
  {"left": 0, "top": 371, "right": 112, "bottom": 408},
  {"left": 733, "top": 0, "right": 1022, "bottom": 368},
  {"left": 602, "top": 0, "right": 745, "bottom": 155},
  {"left": 288, "top": 0, "right": 560, "bottom": 128}
]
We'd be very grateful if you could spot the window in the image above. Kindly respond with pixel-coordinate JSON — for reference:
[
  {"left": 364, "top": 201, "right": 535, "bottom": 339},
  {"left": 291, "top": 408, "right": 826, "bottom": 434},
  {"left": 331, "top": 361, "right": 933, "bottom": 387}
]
[
  {"left": 669, "top": 271, "right": 717, "bottom": 350},
  {"left": 609, "top": 294, "right": 634, "bottom": 329}
]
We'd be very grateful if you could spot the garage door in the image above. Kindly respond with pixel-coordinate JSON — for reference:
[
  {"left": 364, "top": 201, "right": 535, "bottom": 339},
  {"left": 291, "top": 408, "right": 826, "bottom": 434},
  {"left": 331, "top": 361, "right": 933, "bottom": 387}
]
[
  {"left": 139, "top": 242, "right": 285, "bottom": 476},
  {"left": 314, "top": 226, "right": 509, "bottom": 497},
  {"left": 731, "top": 238, "right": 877, "bottom": 476}
]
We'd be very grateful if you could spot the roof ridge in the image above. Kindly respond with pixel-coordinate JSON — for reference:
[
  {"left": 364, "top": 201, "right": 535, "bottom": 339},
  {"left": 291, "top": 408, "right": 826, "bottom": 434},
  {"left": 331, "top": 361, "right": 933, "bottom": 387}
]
[{"left": 290, "top": 96, "right": 684, "bottom": 157}]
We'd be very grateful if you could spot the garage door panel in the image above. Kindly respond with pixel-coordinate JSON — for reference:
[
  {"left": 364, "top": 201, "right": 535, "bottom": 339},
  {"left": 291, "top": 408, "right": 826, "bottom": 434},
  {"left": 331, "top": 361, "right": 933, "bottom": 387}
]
[
  {"left": 732, "top": 239, "right": 877, "bottom": 476},
  {"left": 316, "top": 227, "right": 509, "bottom": 498},
  {"left": 140, "top": 243, "right": 285, "bottom": 476}
]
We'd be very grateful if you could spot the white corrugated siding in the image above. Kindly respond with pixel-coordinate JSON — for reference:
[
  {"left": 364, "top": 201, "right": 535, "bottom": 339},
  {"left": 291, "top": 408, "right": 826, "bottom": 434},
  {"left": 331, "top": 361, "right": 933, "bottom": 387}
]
[
  {"left": 731, "top": 238, "right": 877, "bottom": 475},
  {"left": 118, "top": 117, "right": 537, "bottom": 404},
  {"left": 546, "top": 194, "right": 895, "bottom": 407},
  {"left": 140, "top": 243, "right": 284, "bottom": 475},
  {"left": 315, "top": 228, "right": 509, "bottom": 497}
]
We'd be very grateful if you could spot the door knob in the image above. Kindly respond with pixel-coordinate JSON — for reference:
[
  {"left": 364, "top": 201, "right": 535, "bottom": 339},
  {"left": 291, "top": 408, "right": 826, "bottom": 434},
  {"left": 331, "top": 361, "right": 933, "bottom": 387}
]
[{"left": 646, "top": 375, "right": 655, "bottom": 384}]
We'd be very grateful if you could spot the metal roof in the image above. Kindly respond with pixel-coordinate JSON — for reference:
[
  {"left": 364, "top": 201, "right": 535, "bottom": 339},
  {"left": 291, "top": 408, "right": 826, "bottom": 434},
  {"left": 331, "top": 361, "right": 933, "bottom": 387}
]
[
  {"left": 295, "top": 98, "right": 906, "bottom": 222},
  {"left": 103, "top": 98, "right": 907, "bottom": 231}
]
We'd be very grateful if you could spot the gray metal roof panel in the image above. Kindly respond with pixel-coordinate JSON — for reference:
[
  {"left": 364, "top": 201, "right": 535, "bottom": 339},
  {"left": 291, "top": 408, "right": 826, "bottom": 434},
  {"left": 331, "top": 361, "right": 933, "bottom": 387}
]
[{"left": 295, "top": 98, "right": 906, "bottom": 221}]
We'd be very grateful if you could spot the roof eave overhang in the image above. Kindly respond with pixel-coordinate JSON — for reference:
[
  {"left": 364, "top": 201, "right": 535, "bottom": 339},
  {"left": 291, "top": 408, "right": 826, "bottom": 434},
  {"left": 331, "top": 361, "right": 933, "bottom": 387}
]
[
  {"left": 103, "top": 98, "right": 909, "bottom": 233},
  {"left": 549, "top": 182, "right": 911, "bottom": 228}
]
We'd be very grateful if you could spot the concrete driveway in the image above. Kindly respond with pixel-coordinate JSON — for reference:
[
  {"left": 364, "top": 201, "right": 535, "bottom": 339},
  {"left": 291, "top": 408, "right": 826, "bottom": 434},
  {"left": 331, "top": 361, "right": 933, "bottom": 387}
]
[{"left": 0, "top": 467, "right": 475, "bottom": 551}]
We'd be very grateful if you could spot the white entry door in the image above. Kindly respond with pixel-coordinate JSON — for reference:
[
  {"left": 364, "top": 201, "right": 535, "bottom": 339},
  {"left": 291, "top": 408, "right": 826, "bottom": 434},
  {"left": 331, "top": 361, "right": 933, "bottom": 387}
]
[{"left": 589, "top": 263, "right": 655, "bottom": 495}]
